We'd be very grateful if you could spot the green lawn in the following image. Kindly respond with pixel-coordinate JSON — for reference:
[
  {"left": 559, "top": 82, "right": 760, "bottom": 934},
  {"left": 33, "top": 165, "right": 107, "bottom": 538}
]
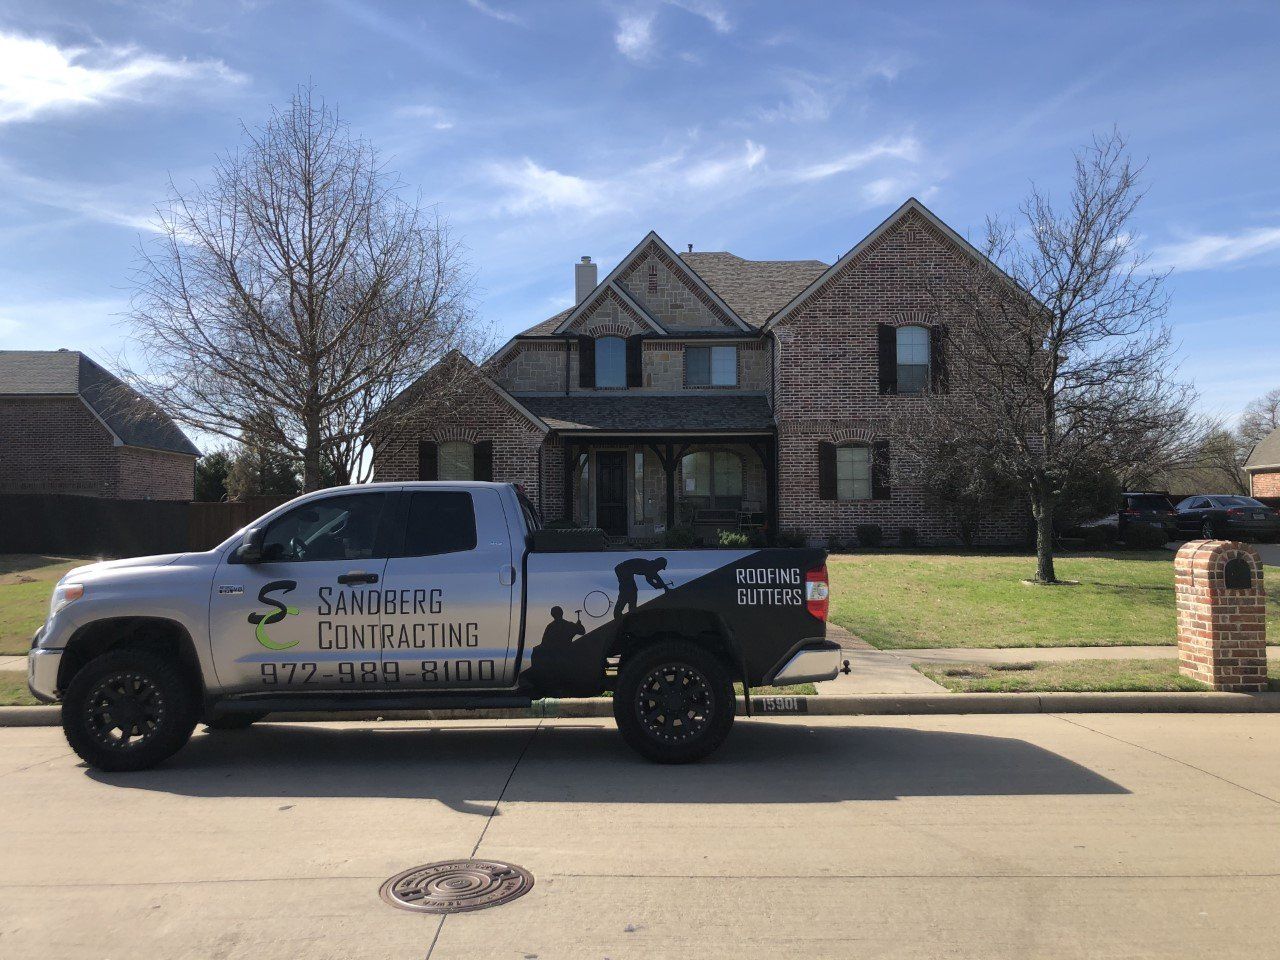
[
  {"left": 828, "top": 550, "right": 1280, "bottom": 649},
  {"left": 0, "top": 555, "right": 85, "bottom": 656},
  {"left": 915, "top": 658, "right": 1280, "bottom": 693},
  {"left": 0, "top": 670, "right": 39, "bottom": 706}
]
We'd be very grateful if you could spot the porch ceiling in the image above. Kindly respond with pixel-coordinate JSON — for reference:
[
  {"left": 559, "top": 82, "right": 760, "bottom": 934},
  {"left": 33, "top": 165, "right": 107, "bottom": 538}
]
[{"left": 520, "top": 394, "right": 774, "bottom": 434}]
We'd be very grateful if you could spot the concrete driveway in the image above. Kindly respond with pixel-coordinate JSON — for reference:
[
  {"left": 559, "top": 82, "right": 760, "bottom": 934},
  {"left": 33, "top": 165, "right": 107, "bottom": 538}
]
[{"left": 3, "top": 714, "right": 1280, "bottom": 959}]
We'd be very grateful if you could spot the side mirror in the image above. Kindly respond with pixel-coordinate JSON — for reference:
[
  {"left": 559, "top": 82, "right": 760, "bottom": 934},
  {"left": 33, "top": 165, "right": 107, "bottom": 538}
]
[{"left": 235, "top": 527, "right": 266, "bottom": 564}]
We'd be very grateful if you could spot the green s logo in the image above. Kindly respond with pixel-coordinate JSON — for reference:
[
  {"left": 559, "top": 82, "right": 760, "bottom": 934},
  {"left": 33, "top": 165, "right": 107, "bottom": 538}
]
[{"left": 248, "top": 580, "right": 300, "bottom": 650}]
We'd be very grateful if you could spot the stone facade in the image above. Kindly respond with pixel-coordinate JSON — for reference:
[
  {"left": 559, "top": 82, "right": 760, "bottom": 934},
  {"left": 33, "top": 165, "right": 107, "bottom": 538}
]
[
  {"left": 616, "top": 244, "right": 738, "bottom": 331},
  {"left": 0, "top": 396, "right": 195, "bottom": 500},
  {"left": 1175, "top": 540, "right": 1268, "bottom": 691}
]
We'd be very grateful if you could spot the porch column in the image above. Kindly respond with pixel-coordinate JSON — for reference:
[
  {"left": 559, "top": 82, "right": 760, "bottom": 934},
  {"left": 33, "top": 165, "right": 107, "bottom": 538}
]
[
  {"left": 663, "top": 443, "right": 676, "bottom": 529},
  {"left": 562, "top": 440, "right": 575, "bottom": 522}
]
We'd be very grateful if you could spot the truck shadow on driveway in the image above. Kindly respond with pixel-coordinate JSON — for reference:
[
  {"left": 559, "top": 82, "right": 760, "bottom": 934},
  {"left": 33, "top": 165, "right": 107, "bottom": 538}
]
[{"left": 86, "top": 720, "right": 1127, "bottom": 813}]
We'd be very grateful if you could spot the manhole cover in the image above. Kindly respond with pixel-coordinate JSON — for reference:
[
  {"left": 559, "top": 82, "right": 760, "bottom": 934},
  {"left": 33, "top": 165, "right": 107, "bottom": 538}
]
[{"left": 380, "top": 859, "right": 534, "bottom": 914}]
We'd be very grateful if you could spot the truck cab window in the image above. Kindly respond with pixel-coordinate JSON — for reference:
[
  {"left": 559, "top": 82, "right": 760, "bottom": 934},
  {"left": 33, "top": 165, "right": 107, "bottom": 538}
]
[
  {"left": 260, "top": 494, "right": 386, "bottom": 563},
  {"left": 400, "top": 491, "right": 478, "bottom": 557}
]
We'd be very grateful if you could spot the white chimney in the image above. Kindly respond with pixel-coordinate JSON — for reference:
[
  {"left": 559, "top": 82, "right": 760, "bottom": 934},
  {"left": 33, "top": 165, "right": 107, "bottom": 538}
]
[{"left": 575, "top": 256, "right": 597, "bottom": 305}]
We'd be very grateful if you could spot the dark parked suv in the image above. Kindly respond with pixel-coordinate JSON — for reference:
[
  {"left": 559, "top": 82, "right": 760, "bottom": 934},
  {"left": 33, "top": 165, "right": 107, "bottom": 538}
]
[
  {"left": 1174, "top": 495, "right": 1280, "bottom": 542},
  {"left": 1117, "top": 492, "right": 1178, "bottom": 541}
]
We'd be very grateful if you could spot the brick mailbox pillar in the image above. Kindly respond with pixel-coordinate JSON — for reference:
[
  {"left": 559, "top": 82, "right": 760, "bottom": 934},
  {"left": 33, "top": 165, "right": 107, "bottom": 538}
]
[{"left": 1175, "top": 540, "right": 1267, "bottom": 691}]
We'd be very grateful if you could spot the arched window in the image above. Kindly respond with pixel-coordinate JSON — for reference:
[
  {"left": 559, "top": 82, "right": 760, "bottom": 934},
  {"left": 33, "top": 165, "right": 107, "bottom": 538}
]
[
  {"left": 438, "top": 440, "right": 474, "bottom": 481},
  {"left": 835, "top": 444, "right": 871, "bottom": 500},
  {"left": 594, "top": 336, "right": 626, "bottom": 388},
  {"left": 681, "top": 451, "right": 743, "bottom": 499},
  {"left": 896, "top": 325, "right": 930, "bottom": 394}
]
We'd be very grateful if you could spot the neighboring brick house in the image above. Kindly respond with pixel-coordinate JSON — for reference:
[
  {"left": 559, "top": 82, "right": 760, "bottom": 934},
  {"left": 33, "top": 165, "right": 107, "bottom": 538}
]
[
  {"left": 374, "top": 198, "right": 1028, "bottom": 546},
  {"left": 1245, "top": 426, "right": 1280, "bottom": 501},
  {"left": 0, "top": 349, "right": 199, "bottom": 500}
]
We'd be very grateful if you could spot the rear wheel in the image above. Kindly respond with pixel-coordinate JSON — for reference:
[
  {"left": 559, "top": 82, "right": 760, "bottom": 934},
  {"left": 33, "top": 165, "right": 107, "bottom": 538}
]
[
  {"left": 613, "top": 641, "right": 735, "bottom": 763},
  {"left": 61, "top": 649, "right": 197, "bottom": 772}
]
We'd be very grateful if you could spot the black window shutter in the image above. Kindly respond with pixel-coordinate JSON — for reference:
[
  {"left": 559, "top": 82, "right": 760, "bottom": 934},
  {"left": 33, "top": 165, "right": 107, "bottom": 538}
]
[
  {"left": 877, "top": 324, "right": 897, "bottom": 394},
  {"left": 577, "top": 335, "right": 595, "bottom": 388},
  {"left": 817, "top": 442, "right": 837, "bottom": 500},
  {"left": 473, "top": 440, "right": 493, "bottom": 481},
  {"left": 626, "top": 334, "right": 644, "bottom": 387},
  {"left": 930, "top": 325, "right": 948, "bottom": 393},
  {"left": 872, "top": 441, "right": 891, "bottom": 500},
  {"left": 418, "top": 441, "right": 438, "bottom": 480}
]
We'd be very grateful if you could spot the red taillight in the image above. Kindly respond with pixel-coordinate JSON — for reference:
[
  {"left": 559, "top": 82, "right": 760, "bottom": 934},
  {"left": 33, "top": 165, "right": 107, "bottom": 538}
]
[
  {"left": 805, "top": 565, "right": 829, "bottom": 621},
  {"left": 1227, "top": 509, "right": 1244, "bottom": 518}
]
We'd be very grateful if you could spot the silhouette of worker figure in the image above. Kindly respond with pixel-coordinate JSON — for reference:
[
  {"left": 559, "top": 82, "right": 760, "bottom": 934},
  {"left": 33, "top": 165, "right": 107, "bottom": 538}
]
[
  {"left": 613, "top": 557, "right": 670, "bottom": 620},
  {"left": 526, "top": 606, "right": 586, "bottom": 688}
]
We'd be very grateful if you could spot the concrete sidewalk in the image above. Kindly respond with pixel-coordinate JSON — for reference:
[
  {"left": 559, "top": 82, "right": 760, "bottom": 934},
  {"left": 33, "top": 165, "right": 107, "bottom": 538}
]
[
  {"left": 3, "top": 713, "right": 1280, "bottom": 959},
  {"left": 903, "top": 645, "right": 1280, "bottom": 664},
  {"left": 818, "top": 625, "right": 946, "bottom": 694}
]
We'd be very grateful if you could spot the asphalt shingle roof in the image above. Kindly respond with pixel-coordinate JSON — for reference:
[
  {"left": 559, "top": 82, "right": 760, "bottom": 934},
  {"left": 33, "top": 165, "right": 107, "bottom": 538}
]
[
  {"left": 1246, "top": 425, "right": 1280, "bottom": 470},
  {"left": 679, "top": 252, "right": 828, "bottom": 328},
  {"left": 520, "top": 395, "right": 774, "bottom": 433},
  {"left": 0, "top": 350, "right": 201, "bottom": 457}
]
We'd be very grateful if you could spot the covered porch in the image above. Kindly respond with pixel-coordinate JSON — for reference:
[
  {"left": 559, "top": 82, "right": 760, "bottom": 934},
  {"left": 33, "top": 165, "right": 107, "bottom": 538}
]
[{"left": 561, "top": 434, "right": 776, "bottom": 544}]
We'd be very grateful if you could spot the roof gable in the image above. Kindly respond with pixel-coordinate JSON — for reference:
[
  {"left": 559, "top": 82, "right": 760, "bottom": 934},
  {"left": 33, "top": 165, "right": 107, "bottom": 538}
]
[
  {"left": 552, "top": 231, "right": 750, "bottom": 334},
  {"left": 1246, "top": 425, "right": 1280, "bottom": 471},
  {"left": 387, "top": 350, "right": 549, "bottom": 434},
  {"left": 763, "top": 197, "right": 1024, "bottom": 331},
  {"left": 560, "top": 281, "right": 666, "bottom": 335}
]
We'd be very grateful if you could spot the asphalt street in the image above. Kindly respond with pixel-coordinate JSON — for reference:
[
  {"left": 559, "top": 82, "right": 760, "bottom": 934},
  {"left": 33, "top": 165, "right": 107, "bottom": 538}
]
[{"left": 3, "top": 714, "right": 1280, "bottom": 959}]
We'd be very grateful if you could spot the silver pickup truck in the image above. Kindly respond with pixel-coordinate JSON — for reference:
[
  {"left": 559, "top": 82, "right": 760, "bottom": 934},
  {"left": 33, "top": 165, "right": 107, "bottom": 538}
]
[{"left": 29, "top": 482, "right": 837, "bottom": 770}]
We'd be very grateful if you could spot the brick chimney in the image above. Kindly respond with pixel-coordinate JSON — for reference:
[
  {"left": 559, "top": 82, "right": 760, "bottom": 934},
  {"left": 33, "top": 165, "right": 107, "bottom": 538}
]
[{"left": 575, "top": 256, "right": 597, "bottom": 305}]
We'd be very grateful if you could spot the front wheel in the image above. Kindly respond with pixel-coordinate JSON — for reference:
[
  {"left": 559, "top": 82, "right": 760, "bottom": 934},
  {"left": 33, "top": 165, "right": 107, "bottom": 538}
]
[
  {"left": 61, "top": 649, "right": 197, "bottom": 772},
  {"left": 613, "top": 641, "right": 735, "bottom": 764},
  {"left": 1201, "top": 519, "right": 1216, "bottom": 540}
]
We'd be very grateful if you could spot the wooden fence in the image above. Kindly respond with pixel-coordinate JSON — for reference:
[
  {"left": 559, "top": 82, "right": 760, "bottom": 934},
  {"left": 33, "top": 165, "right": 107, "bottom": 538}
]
[{"left": 0, "top": 494, "right": 292, "bottom": 558}]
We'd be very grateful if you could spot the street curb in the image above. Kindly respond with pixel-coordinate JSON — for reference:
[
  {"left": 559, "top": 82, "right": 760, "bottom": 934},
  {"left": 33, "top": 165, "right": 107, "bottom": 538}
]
[{"left": 5, "top": 691, "right": 1280, "bottom": 727}]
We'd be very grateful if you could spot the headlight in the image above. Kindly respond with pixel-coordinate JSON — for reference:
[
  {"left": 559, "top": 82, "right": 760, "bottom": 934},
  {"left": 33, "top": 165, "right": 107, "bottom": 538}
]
[{"left": 50, "top": 583, "right": 85, "bottom": 615}]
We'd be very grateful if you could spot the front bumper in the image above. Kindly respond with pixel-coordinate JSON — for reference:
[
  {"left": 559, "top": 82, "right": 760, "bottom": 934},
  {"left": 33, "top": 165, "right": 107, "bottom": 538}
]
[
  {"left": 28, "top": 647, "right": 62, "bottom": 703},
  {"left": 768, "top": 639, "right": 842, "bottom": 685}
]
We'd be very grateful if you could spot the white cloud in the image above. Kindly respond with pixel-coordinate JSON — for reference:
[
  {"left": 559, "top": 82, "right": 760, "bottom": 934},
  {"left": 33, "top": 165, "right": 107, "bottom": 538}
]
[
  {"left": 464, "top": 0, "right": 524, "bottom": 26},
  {"left": 759, "top": 73, "right": 839, "bottom": 124},
  {"left": 394, "top": 103, "right": 455, "bottom": 130},
  {"left": 0, "top": 158, "right": 158, "bottom": 232},
  {"left": 667, "top": 0, "right": 732, "bottom": 33},
  {"left": 0, "top": 31, "right": 246, "bottom": 124},
  {"left": 615, "top": 12, "right": 656, "bottom": 61},
  {"left": 485, "top": 158, "right": 611, "bottom": 215},
  {"left": 1149, "top": 226, "right": 1280, "bottom": 272},
  {"left": 792, "top": 136, "right": 921, "bottom": 183},
  {"left": 684, "top": 140, "right": 766, "bottom": 188}
]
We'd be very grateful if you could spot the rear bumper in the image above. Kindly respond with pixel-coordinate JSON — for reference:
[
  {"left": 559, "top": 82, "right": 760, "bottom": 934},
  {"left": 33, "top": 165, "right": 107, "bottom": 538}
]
[
  {"left": 766, "top": 639, "right": 841, "bottom": 685},
  {"left": 28, "top": 648, "right": 61, "bottom": 703}
]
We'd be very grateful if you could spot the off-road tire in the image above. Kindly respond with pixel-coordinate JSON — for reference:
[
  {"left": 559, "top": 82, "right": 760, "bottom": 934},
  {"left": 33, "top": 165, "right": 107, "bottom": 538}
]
[
  {"left": 62, "top": 649, "right": 198, "bottom": 772},
  {"left": 204, "top": 712, "right": 268, "bottom": 731},
  {"left": 613, "top": 641, "right": 735, "bottom": 764}
]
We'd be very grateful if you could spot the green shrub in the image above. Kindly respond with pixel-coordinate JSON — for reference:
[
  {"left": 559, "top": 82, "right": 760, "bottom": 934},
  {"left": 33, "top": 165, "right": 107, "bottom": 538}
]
[
  {"left": 773, "top": 529, "right": 807, "bottom": 548},
  {"left": 856, "top": 523, "right": 883, "bottom": 547},
  {"left": 898, "top": 527, "right": 919, "bottom": 548},
  {"left": 1125, "top": 523, "right": 1169, "bottom": 549},
  {"left": 718, "top": 530, "right": 751, "bottom": 548},
  {"left": 663, "top": 526, "right": 697, "bottom": 548}
]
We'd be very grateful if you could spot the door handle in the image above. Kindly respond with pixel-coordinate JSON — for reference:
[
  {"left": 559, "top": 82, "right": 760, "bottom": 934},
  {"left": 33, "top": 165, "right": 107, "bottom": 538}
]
[
  {"left": 499, "top": 565, "right": 515, "bottom": 587},
  {"left": 337, "top": 571, "right": 379, "bottom": 585}
]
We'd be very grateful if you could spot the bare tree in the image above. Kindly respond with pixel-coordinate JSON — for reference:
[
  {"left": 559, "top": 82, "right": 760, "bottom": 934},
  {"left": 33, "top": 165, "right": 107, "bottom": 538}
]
[
  {"left": 1239, "top": 387, "right": 1280, "bottom": 451},
  {"left": 903, "top": 131, "right": 1191, "bottom": 583},
  {"left": 126, "top": 86, "right": 487, "bottom": 490}
]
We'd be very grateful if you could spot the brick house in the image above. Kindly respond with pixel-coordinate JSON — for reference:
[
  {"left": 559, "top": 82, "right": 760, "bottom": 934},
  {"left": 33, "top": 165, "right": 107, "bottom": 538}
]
[
  {"left": 374, "top": 198, "right": 1027, "bottom": 546},
  {"left": 1245, "top": 426, "right": 1280, "bottom": 502},
  {"left": 0, "top": 350, "right": 199, "bottom": 500}
]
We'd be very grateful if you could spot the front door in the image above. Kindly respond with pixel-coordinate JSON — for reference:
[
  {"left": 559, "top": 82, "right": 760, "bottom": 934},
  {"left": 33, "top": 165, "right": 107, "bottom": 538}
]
[
  {"left": 379, "top": 487, "right": 518, "bottom": 689},
  {"left": 208, "top": 491, "right": 392, "bottom": 693},
  {"left": 595, "top": 451, "right": 628, "bottom": 536}
]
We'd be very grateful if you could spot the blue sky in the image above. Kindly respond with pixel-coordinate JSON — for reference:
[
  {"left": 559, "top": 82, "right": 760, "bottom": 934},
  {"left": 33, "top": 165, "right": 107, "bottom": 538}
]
[{"left": 0, "top": 0, "right": 1277, "bottom": 432}]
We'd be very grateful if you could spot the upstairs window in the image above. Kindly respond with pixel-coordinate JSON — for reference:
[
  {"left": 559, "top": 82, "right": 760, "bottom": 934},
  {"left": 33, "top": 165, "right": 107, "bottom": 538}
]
[
  {"left": 686, "top": 345, "right": 738, "bottom": 387},
  {"left": 438, "top": 441, "right": 474, "bottom": 481},
  {"left": 895, "top": 326, "right": 930, "bottom": 394},
  {"left": 595, "top": 336, "right": 626, "bottom": 388}
]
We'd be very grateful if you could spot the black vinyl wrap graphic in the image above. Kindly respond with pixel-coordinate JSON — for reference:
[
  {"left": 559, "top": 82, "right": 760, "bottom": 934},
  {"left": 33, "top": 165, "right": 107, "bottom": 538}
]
[{"left": 523, "top": 548, "right": 826, "bottom": 695}]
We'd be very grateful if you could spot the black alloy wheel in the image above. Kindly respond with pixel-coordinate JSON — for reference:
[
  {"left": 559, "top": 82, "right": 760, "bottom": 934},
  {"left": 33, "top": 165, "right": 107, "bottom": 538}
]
[
  {"left": 613, "top": 640, "right": 735, "bottom": 763},
  {"left": 62, "top": 649, "right": 197, "bottom": 772},
  {"left": 1201, "top": 519, "right": 1216, "bottom": 539}
]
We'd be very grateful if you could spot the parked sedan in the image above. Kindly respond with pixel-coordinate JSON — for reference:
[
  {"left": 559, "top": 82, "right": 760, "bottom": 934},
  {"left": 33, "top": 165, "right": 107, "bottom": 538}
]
[
  {"left": 1117, "top": 492, "right": 1178, "bottom": 541},
  {"left": 1174, "top": 495, "right": 1280, "bottom": 542}
]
